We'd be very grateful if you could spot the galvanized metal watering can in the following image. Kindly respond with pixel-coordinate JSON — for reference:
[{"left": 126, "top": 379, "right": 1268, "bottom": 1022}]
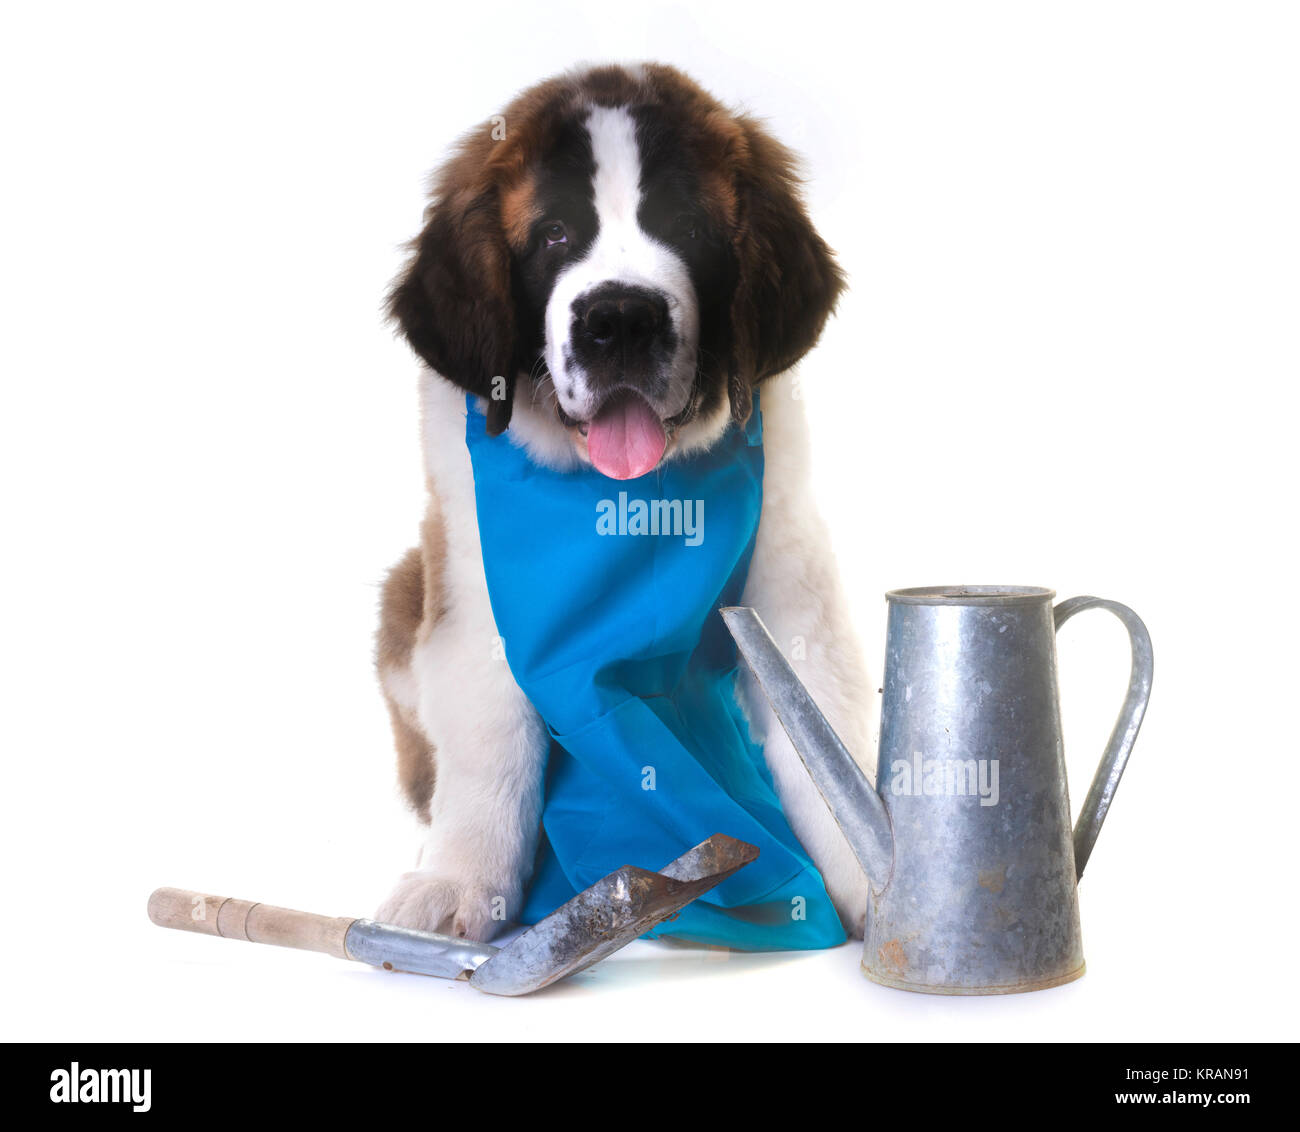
[{"left": 723, "top": 586, "right": 1152, "bottom": 994}]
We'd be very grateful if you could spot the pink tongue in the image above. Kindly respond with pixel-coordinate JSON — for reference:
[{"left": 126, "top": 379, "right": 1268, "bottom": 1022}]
[{"left": 586, "top": 393, "right": 667, "bottom": 480}]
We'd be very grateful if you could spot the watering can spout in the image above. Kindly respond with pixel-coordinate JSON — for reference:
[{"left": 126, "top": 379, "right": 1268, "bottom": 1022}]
[{"left": 721, "top": 607, "right": 894, "bottom": 890}]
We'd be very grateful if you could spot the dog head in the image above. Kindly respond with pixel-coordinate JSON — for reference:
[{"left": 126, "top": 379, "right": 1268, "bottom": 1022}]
[{"left": 389, "top": 64, "right": 844, "bottom": 478}]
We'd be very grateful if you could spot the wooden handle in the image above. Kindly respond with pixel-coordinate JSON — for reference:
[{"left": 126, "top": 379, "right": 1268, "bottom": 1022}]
[{"left": 147, "top": 887, "right": 356, "bottom": 961}]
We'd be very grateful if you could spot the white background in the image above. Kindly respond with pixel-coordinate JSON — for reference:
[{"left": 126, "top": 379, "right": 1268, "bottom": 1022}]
[{"left": 2, "top": 0, "right": 1295, "bottom": 1042}]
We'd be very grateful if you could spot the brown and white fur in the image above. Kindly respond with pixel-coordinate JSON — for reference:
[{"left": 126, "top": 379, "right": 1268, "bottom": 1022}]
[{"left": 375, "top": 64, "right": 874, "bottom": 941}]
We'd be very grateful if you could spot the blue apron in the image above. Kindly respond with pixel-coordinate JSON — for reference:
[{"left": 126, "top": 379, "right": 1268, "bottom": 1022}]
[{"left": 465, "top": 393, "right": 845, "bottom": 951}]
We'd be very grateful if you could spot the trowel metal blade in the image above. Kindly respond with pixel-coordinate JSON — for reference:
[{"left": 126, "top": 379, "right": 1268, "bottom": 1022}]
[{"left": 467, "top": 833, "right": 759, "bottom": 996}]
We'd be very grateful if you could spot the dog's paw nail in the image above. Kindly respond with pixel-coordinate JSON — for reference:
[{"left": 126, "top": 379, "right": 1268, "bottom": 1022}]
[{"left": 377, "top": 870, "right": 511, "bottom": 944}]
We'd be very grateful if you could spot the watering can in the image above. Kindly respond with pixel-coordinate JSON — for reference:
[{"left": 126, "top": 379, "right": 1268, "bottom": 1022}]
[{"left": 722, "top": 586, "right": 1152, "bottom": 994}]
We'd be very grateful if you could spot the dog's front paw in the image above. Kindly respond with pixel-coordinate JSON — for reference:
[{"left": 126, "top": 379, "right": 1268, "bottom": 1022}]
[{"left": 376, "top": 871, "right": 513, "bottom": 942}]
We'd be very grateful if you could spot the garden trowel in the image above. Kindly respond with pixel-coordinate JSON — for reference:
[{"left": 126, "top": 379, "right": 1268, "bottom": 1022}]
[{"left": 148, "top": 833, "right": 757, "bottom": 996}]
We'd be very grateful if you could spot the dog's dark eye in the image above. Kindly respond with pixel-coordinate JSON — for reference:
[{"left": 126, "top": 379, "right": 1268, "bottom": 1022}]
[
  {"left": 542, "top": 221, "right": 568, "bottom": 247},
  {"left": 672, "top": 213, "right": 699, "bottom": 241}
]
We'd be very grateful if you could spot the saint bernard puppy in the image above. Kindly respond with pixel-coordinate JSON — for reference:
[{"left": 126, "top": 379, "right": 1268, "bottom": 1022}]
[{"left": 375, "top": 64, "right": 874, "bottom": 942}]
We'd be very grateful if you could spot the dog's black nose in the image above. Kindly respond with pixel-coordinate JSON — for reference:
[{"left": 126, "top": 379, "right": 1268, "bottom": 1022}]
[{"left": 574, "top": 288, "right": 668, "bottom": 356}]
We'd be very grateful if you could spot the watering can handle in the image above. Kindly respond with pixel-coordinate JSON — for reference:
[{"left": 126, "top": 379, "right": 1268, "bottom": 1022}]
[{"left": 1053, "top": 597, "right": 1153, "bottom": 880}]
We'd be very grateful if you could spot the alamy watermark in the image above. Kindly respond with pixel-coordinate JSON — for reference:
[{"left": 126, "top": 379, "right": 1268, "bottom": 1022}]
[
  {"left": 596, "top": 492, "right": 703, "bottom": 546},
  {"left": 889, "top": 751, "right": 1000, "bottom": 806},
  {"left": 50, "top": 1063, "right": 151, "bottom": 1112}
]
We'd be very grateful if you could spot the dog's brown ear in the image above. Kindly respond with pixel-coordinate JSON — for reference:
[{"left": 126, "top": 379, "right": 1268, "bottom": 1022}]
[
  {"left": 388, "top": 150, "right": 518, "bottom": 435},
  {"left": 727, "top": 118, "right": 846, "bottom": 423}
]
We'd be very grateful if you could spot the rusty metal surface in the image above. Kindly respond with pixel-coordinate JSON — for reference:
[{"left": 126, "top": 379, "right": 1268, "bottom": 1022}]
[{"left": 469, "top": 834, "right": 759, "bottom": 996}]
